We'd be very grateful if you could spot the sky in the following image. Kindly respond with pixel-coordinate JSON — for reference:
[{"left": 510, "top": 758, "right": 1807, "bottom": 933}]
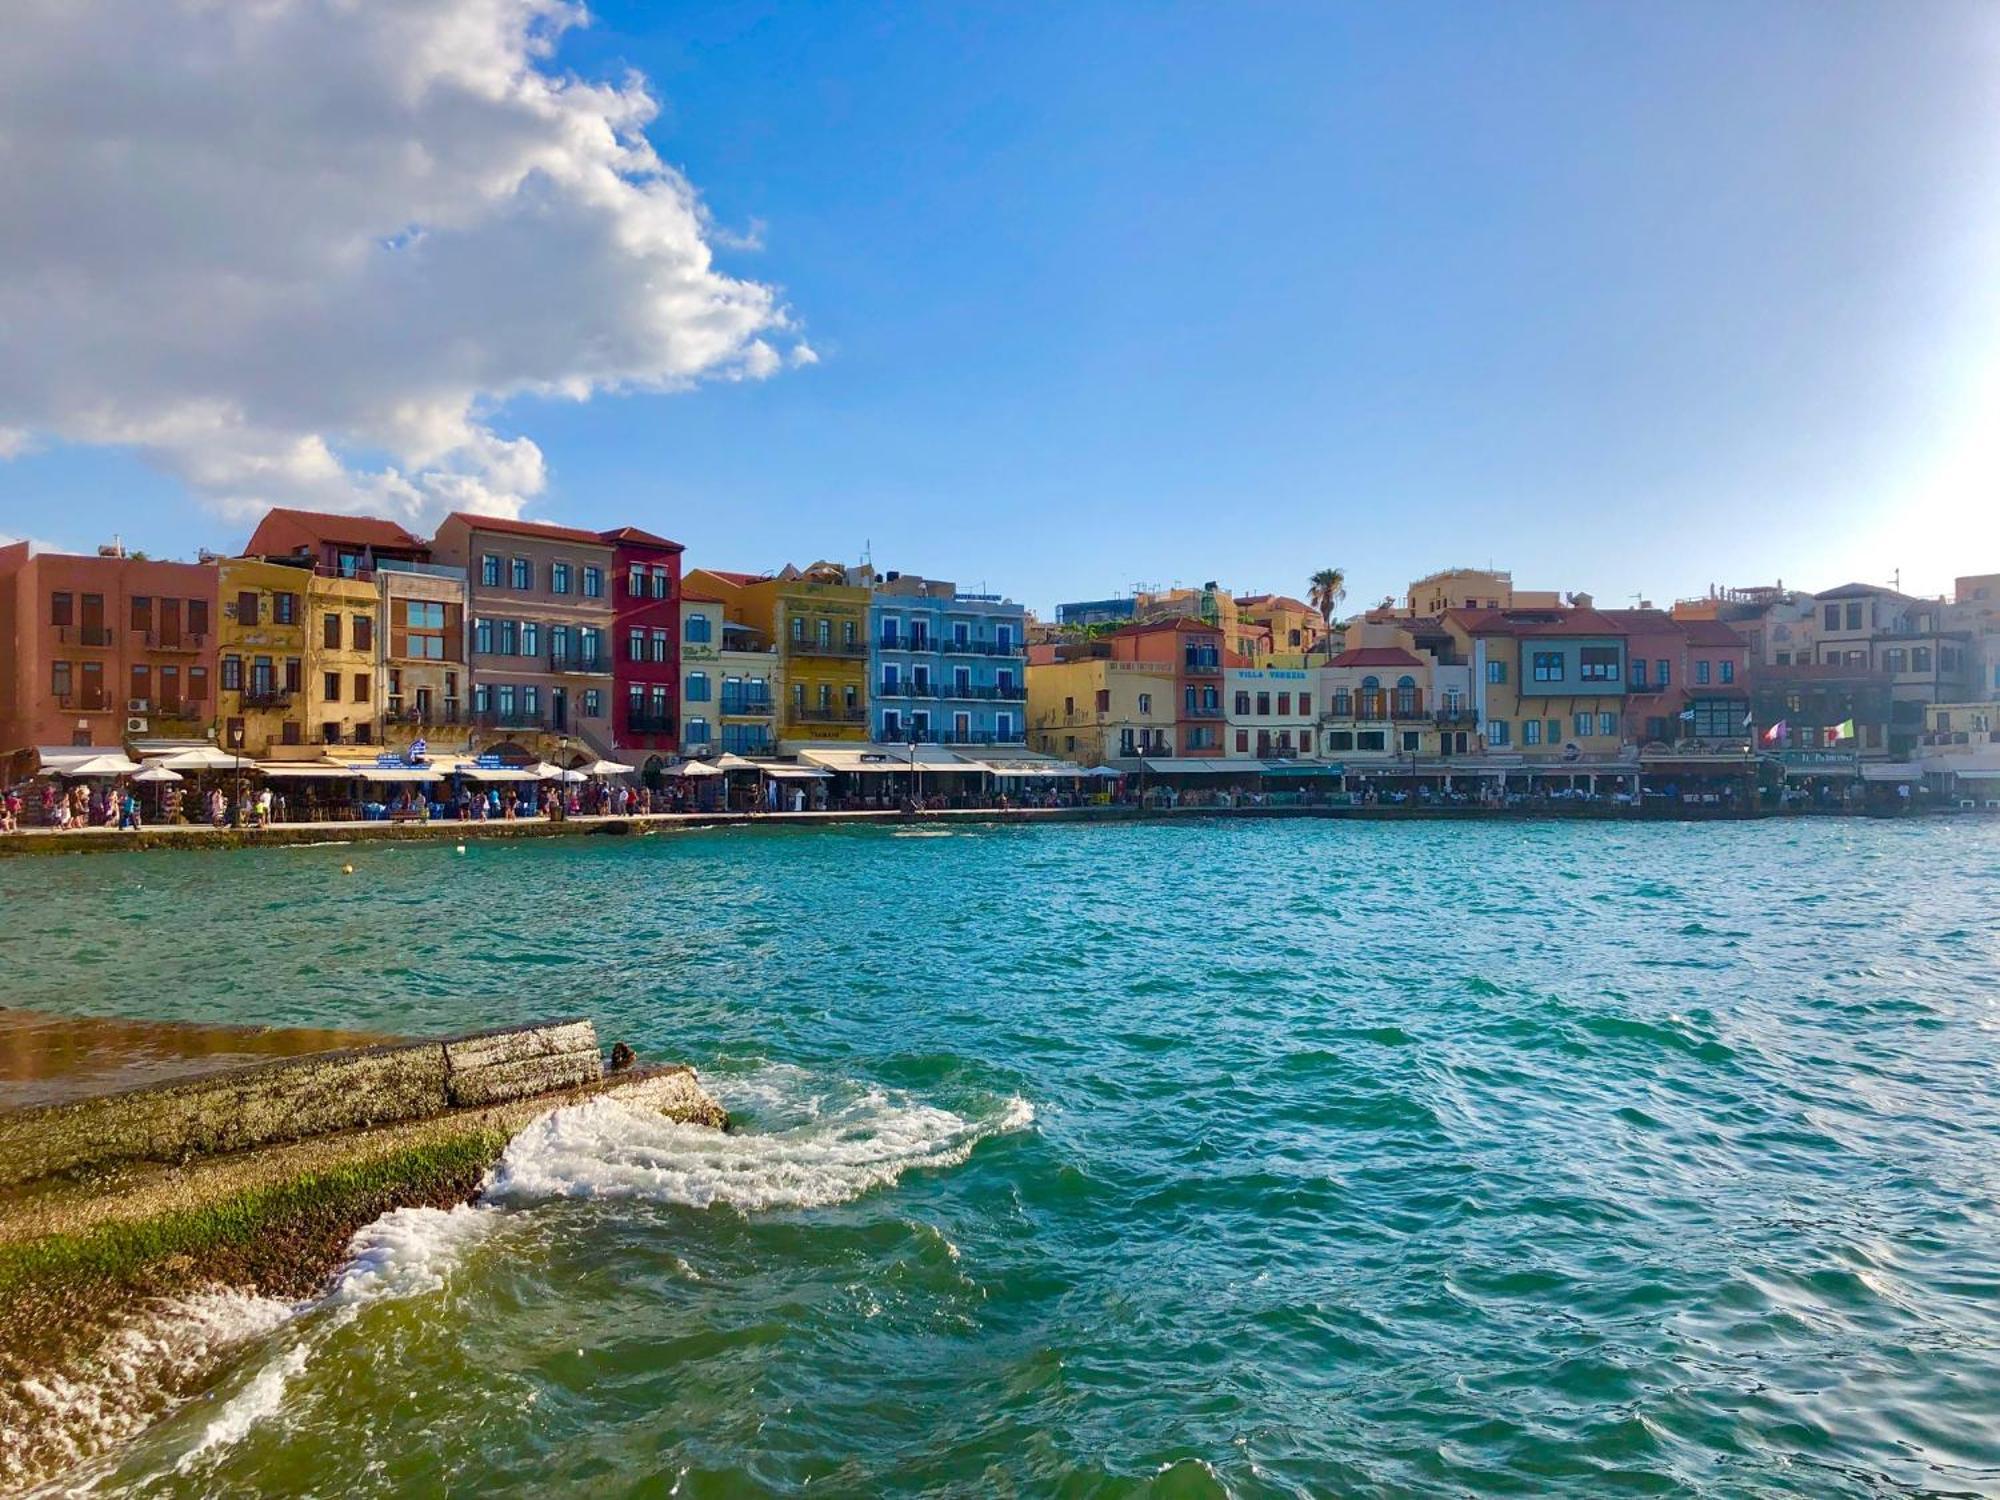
[{"left": 1, "top": 0, "right": 1998, "bottom": 616}]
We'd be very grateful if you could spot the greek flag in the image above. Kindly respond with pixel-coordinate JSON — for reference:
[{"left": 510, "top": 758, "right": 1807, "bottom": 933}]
[{"left": 409, "top": 736, "right": 428, "bottom": 762}]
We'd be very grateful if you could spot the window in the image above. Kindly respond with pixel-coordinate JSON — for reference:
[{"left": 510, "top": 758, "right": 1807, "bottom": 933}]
[
  {"left": 1630, "top": 658, "right": 1647, "bottom": 687},
  {"left": 582, "top": 567, "right": 603, "bottom": 598},
  {"left": 1531, "top": 651, "right": 1564, "bottom": 682},
  {"left": 353, "top": 672, "right": 370, "bottom": 702},
  {"left": 481, "top": 555, "right": 502, "bottom": 588},
  {"left": 51, "top": 661, "right": 72, "bottom": 699},
  {"left": 791, "top": 617, "right": 805, "bottom": 643},
  {"left": 1523, "top": 718, "right": 1542, "bottom": 745},
  {"left": 187, "top": 665, "right": 208, "bottom": 701},
  {"left": 222, "top": 656, "right": 243, "bottom": 691},
  {"left": 1486, "top": 719, "right": 1509, "bottom": 746},
  {"left": 844, "top": 619, "right": 857, "bottom": 646},
  {"left": 130, "top": 596, "right": 152, "bottom": 632},
  {"left": 1579, "top": 646, "right": 1619, "bottom": 682},
  {"left": 1657, "top": 659, "right": 1671, "bottom": 686},
  {"left": 687, "top": 716, "right": 710, "bottom": 746},
  {"left": 284, "top": 658, "right": 302, "bottom": 692},
  {"left": 1356, "top": 730, "right": 1385, "bottom": 751},
  {"left": 323, "top": 672, "right": 340, "bottom": 702},
  {"left": 627, "top": 628, "right": 645, "bottom": 662},
  {"left": 1776, "top": 651, "right": 1791, "bottom": 666},
  {"left": 50, "top": 591, "right": 73, "bottom": 626},
  {"left": 1137, "top": 693, "right": 1152, "bottom": 714},
  {"left": 1299, "top": 694, "right": 1311, "bottom": 715},
  {"left": 1326, "top": 730, "right": 1354, "bottom": 751},
  {"left": 474, "top": 617, "right": 494, "bottom": 655},
  {"left": 583, "top": 689, "right": 602, "bottom": 717},
  {"left": 237, "top": 590, "right": 259, "bottom": 626},
  {"left": 323, "top": 613, "right": 341, "bottom": 650},
  {"left": 274, "top": 592, "right": 297, "bottom": 625},
  {"left": 628, "top": 565, "right": 645, "bottom": 596},
  {"left": 510, "top": 557, "right": 531, "bottom": 590},
  {"left": 650, "top": 566, "right": 672, "bottom": 598},
  {"left": 1695, "top": 660, "right": 1711, "bottom": 685},
  {"left": 1574, "top": 713, "right": 1592, "bottom": 736},
  {"left": 551, "top": 562, "right": 571, "bottom": 595},
  {"left": 817, "top": 619, "right": 832, "bottom": 649},
  {"left": 1486, "top": 660, "right": 1508, "bottom": 684},
  {"left": 650, "top": 629, "right": 669, "bottom": 662},
  {"left": 685, "top": 613, "right": 711, "bottom": 643},
  {"left": 497, "top": 619, "right": 519, "bottom": 656},
  {"left": 1235, "top": 730, "right": 1250, "bottom": 752},
  {"left": 190, "top": 599, "right": 209, "bottom": 637},
  {"left": 1912, "top": 647, "right": 1932, "bottom": 671},
  {"left": 1256, "top": 692, "right": 1271, "bottom": 715},
  {"left": 1846, "top": 602, "right": 1863, "bottom": 630},
  {"left": 1235, "top": 690, "right": 1250, "bottom": 714},
  {"left": 1599, "top": 712, "right": 1616, "bottom": 737},
  {"left": 579, "top": 627, "right": 599, "bottom": 664},
  {"left": 1096, "top": 689, "right": 1111, "bottom": 712},
  {"left": 1719, "top": 660, "right": 1734, "bottom": 684},
  {"left": 686, "top": 671, "right": 710, "bottom": 702},
  {"left": 520, "top": 622, "right": 540, "bottom": 658},
  {"left": 1277, "top": 692, "right": 1291, "bottom": 715},
  {"left": 354, "top": 616, "right": 373, "bottom": 653}
]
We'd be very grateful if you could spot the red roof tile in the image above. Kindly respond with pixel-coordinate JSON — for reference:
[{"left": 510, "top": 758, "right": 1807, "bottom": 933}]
[
  {"left": 245, "top": 507, "right": 426, "bottom": 555},
  {"left": 1443, "top": 606, "right": 1625, "bottom": 638},
  {"left": 443, "top": 511, "right": 609, "bottom": 546},
  {"left": 1106, "top": 615, "right": 1221, "bottom": 637},
  {"left": 1677, "top": 618, "right": 1747, "bottom": 648},
  {"left": 679, "top": 591, "right": 723, "bottom": 604},
  {"left": 690, "top": 568, "right": 768, "bottom": 587},
  {"left": 598, "top": 525, "right": 684, "bottom": 550}
]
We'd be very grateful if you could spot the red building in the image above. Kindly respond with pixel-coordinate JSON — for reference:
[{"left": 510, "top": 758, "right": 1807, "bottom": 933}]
[
  {"left": 0, "top": 541, "right": 219, "bottom": 769},
  {"left": 1105, "top": 616, "right": 1227, "bottom": 756},
  {"left": 1600, "top": 609, "right": 1751, "bottom": 744},
  {"left": 600, "top": 526, "right": 684, "bottom": 756},
  {"left": 242, "top": 507, "right": 432, "bottom": 575}
]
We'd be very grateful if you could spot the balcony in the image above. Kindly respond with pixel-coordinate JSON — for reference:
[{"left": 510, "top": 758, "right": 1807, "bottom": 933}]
[
  {"left": 1433, "top": 708, "right": 1478, "bottom": 727},
  {"left": 241, "top": 689, "right": 293, "bottom": 709},
  {"left": 786, "top": 705, "right": 869, "bottom": 725},
  {"left": 939, "top": 683, "right": 1026, "bottom": 701},
  {"left": 142, "top": 631, "right": 206, "bottom": 653},
  {"left": 385, "top": 705, "right": 464, "bottom": 727},
  {"left": 56, "top": 625, "right": 115, "bottom": 648},
  {"left": 941, "top": 638, "right": 1025, "bottom": 658},
  {"left": 720, "top": 697, "right": 775, "bottom": 717},
  {"left": 790, "top": 639, "right": 869, "bottom": 659},
  {"left": 624, "top": 712, "right": 676, "bottom": 734},
  {"left": 1183, "top": 705, "right": 1224, "bottom": 719},
  {"left": 887, "top": 729, "right": 1029, "bottom": 747},
  {"left": 470, "top": 709, "right": 550, "bottom": 731},
  {"left": 54, "top": 691, "right": 111, "bottom": 712},
  {"left": 878, "top": 680, "right": 940, "bottom": 698},
  {"left": 549, "top": 651, "right": 609, "bottom": 675}
]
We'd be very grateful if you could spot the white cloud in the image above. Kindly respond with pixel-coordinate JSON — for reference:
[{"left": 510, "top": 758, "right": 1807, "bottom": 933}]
[{"left": 0, "top": 0, "right": 805, "bottom": 526}]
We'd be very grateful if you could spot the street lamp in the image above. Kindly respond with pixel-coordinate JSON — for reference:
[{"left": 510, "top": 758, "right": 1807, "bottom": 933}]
[{"left": 908, "top": 727, "right": 921, "bottom": 811}]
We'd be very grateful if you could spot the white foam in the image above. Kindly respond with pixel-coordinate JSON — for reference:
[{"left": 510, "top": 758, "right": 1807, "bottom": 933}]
[
  {"left": 483, "top": 1088, "right": 1034, "bottom": 1212},
  {"left": 324, "top": 1203, "right": 500, "bottom": 1308}
]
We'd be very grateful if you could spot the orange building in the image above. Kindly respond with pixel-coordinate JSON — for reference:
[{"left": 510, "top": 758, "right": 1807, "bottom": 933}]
[
  {"left": 1103, "top": 616, "right": 1227, "bottom": 756},
  {"left": 0, "top": 541, "right": 218, "bottom": 768}
]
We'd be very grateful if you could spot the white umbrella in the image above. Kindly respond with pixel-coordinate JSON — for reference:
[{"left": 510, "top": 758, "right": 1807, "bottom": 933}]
[
  {"left": 1084, "top": 766, "right": 1126, "bottom": 778},
  {"left": 709, "top": 752, "right": 759, "bottom": 771},
  {"left": 529, "top": 761, "right": 567, "bottom": 780},
  {"left": 558, "top": 767, "right": 589, "bottom": 784},
  {"left": 61, "top": 753, "right": 142, "bottom": 777},
  {"left": 156, "top": 746, "right": 256, "bottom": 772},
  {"left": 585, "top": 759, "right": 635, "bottom": 776},
  {"left": 132, "top": 764, "right": 184, "bottom": 783},
  {"left": 675, "top": 760, "right": 724, "bottom": 778}
]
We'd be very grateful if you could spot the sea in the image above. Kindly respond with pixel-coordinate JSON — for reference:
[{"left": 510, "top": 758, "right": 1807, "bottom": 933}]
[{"left": 3, "top": 817, "right": 1997, "bottom": 1497}]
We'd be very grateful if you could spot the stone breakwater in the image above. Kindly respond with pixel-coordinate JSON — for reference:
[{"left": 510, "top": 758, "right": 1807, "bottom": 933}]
[
  {"left": 0, "top": 796, "right": 1850, "bottom": 859},
  {"left": 0, "top": 1022, "right": 726, "bottom": 1491}
]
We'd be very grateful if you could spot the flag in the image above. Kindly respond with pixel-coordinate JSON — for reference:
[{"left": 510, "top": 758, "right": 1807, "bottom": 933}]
[
  {"left": 1678, "top": 708, "right": 1695, "bottom": 721},
  {"left": 1742, "top": 711, "right": 1755, "bottom": 729},
  {"left": 1831, "top": 718, "right": 1855, "bottom": 743},
  {"left": 1762, "top": 719, "right": 1787, "bottom": 744},
  {"left": 410, "top": 736, "right": 428, "bottom": 762}
]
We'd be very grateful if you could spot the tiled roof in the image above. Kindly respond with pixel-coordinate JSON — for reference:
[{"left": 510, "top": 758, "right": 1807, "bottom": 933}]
[
  {"left": 1328, "top": 646, "right": 1426, "bottom": 668},
  {"left": 598, "top": 526, "right": 684, "bottom": 550},
  {"left": 1444, "top": 606, "right": 1625, "bottom": 638},
  {"left": 245, "top": 507, "right": 426, "bottom": 553},
  {"left": 443, "top": 511, "right": 609, "bottom": 545},
  {"left": 691, "top": 568, "right": 768, "bottom": 587},
  {"left": 1814, "top": 581, "right": 1909, "bottom": 601},
  {"left": 679, "top": 591, "right": 724, "bottom": 604},
  {"left": 1677, "top": 618, "right": 1748, "bottom": 647}
]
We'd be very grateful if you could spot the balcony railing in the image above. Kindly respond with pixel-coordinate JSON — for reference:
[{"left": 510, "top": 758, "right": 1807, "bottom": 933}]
[
  {"left": 141, "top": 631, "right": 206, "bottom": 653},
  {"left": 385, "top": 706, "right": 464, "bottom": 726},
  {"left": 789, "top": 639, "right": 869, "bottom": 659},
  {"left": 878, "top": 680, "right": 939, "bottom": 698},
  {"left": 720, "top": 697, "right": 775, "bottom": 716},
  {"left": 888, "top": 729, "right": 1029, "bottom": 746},
  {"left": 56, "top": 625, "right": 115, "bottom": 647},
  {"left": 786, "top": 705, "right": 869, "bottom": 725},
  {"left": 240, "top": 689, "right": 293, "bottom": 709},
  {"left": 470, "top": 708, "right": 550, "bottom": 730},
  {"left": 549, "top": 651, "right": 608, "bottom": 674},
  {"left": 54, "top": 691, "right": 110, "bottom": 712},
  {"left": 942, "top": 684, "right": 1025, "bottom": 701},
  {"left": 1433, "top": 708, "right": 1478, "bottom": 727},
  {"left": 1182, "top": 653, "right": 1223, "bottom": 673},
  {"left": 1183, "top": 705, "right": 1224, "bottom": 719},
  {"left": 624, "top": 712, "right": 676, "bottom": 734},
  {"left": 942, "top": 639, "right": 1025, "bottom": 657}
]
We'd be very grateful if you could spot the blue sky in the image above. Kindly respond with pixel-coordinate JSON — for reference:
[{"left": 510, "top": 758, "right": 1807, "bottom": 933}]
[{"left": 3, "top": 0, "right": 1997, "bottom": 614}]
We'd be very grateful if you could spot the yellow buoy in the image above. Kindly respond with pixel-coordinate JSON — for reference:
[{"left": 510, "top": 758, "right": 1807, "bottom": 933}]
[{"left": 341, "top": 863, "right": 355, "bottom": 875}]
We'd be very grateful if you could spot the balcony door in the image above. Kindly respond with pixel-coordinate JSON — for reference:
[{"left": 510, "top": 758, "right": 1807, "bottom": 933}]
[{"left": 552, "top": 687, "right": 568, "bottom": 731}]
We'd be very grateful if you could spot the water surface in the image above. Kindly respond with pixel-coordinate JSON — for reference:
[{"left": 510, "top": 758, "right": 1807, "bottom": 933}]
[{"left": 3, "top": 819, "right": 1997, "bottom": 1497}]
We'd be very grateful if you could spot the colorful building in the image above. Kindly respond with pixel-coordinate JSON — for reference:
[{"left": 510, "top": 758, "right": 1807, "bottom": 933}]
[
  {"left": 215, "top": 556, "right": 310, "bottom": 756},
  {"left": 865, "top": 570, "right": 1027, "bottom": 747},
  {"left": 430, "top": 513, "right": 615, "bottom": 757},
  {"left": 1316, "top": 646, "right": 1434, "bottom": 764},
  {"left": 1234, "top": 594, "right": 1327, "bottom": 661},
  {"left": 302, "top": 570, "right": 381, "bottom": 749},
  {"left": 1102, "top": 617, "right": 1227, "bottom": 756},
  {"left": 0, "top": 541, "right": 218, "bottom": 766},
  {"left": 243, "top": 508, "right": 431, "bottom": 577},
  {"left": 1026, "top": 653, "right": 1176, "bottom": 764},
  {"left": 688, "top": 564, "right": 870, "bottom": 748},
  {"left": 1224, "top": 666, "right": 1316, "bottom": 759},
  {"left": 1442, "top": 605, "right": 1630, "bottom": 761},
  {"left": 677, "top": 592, "right": 779, "bottom": 759},
  {"left": 601, "top": 526, "right": 683, "bottom": 760}
]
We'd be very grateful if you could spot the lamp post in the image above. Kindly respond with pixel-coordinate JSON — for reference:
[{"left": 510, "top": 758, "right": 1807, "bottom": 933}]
[{"left": 908, "top": 728, "right": 921, "bottom": 812}]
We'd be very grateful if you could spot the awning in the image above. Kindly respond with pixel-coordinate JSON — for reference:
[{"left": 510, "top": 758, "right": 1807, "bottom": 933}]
[
  {"left": 57, "top": 752, "right": 143, "bottom": 777},
  {"left": 985, "top": 760, "right": 1087, "bottom": 778},
  {"left": 1261, "top": 760, "right": 1342, "bottom": 776},
  {"left": 761, "top": 764, "right": 832, "bottom": 780},
  {"left": 155, "top": 746, "right": 259, "bottom": 772},
  {"left": 31, "top": 746, "right": 104, "bottom": 774},
  {"left": 459, "top": 766, "right": 540, "bottom": 782},
  {"left": 710, "top": 752, "right": 761, "bottom": 771},
  {"left": 799, "top": 746, "right": 983, "bottom": 775},
  {"left": 255, "top": 762, "right": 355, "bottom": 779},
  {"left": 356, "top": 767, "right": 437, "bottom": 783},
  {"left": 585, "top": 759, "right": 635, "bottom": 777},
  {"left": 1860, "top": 763, "right": 1921, "bottom": 782},
  {"left": 1139, "top": 757, "right": 1265, "bottom": 774}
]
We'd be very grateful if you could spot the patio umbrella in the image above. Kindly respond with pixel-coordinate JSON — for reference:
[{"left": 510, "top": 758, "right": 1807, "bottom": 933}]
[
  {"left": 1083, "top": 766, "right": 1126, "bottom": 778},
  {"left": 156, "top": 746, "right": 256, "bottom": 772},
  {"left": 61, "top": 753, "right": 142, "bottom": 777},
  {"left": 709, "top": 752, "right": 759, "bottom": 771},
  {"left": 558, "top": 767, "right": 589, "bottom": 784},
  {"left": 585, "top": 759, "right": 635, "bottom": 777},
  {"left": 132, "top": 764, "right": 184, "bottom": 783},
  {"left": 529, "top": 761, "right": 568, "bottom": 780},
  {"left": 675, "top": 760, "right": 724, "bottom": 778}
]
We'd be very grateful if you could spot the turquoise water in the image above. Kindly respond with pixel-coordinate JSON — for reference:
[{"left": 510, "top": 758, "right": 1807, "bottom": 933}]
[{"left": 5, "top": 819, "right": 2000, "bottom": 1496}]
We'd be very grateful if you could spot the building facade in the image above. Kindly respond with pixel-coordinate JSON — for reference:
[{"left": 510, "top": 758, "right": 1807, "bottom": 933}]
[
  {"left": 867, "top": 572, "right": 1027, "bottom": 747},
  {"left": 430, "top": 513, "right": 615, "bottom": 756},
  {"left": 215, "top": 556, "right": 310, "bottom": 756},
  {"left": 602, "top": 527, "right": 683, "bottom": 759},
  {"left": 301, "top": 572, "right": 381, "bottom": 749},
  {"left": 1225, "top": 666, "right": 1316, "bottom": 759},
  {"left": 1444, "top": 606, "right": 1629, "bottom": 761},
  {"left": 0, "top": 542, "right": 218, "bottom": 763},
  {"left": 1599, "top": 610, "right": 1751, "bottom": 745},
  {"left": 677, "top": 593, "right": 780, "bottom": 759},
  {"left": 1104, "top": 618, "right": 1226, "bottom": 757},
  {"left": 689, "top": 565, "right": 871, "bottom": 748},
  {"left": 379, "top": 560, "right": 467, "bottom": 755},
  {"left": 1026, "top": 656, "right": 1176, "bottom": 764}
]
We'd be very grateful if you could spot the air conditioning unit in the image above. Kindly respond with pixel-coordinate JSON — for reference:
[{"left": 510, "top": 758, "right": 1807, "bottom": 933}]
[
  {"left": 126, "top": 716, "right": 149, "bottom": 734},
  {"left": 127, "top": 697, "right": 150, "bottom": 712}
]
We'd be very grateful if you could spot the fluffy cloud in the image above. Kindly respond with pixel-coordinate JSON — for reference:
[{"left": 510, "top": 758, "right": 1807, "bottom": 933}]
[{"left": 0, "top": 0, "right": 805, "bottom": 525}]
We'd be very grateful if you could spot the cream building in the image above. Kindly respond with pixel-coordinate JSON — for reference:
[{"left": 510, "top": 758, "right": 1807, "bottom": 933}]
[{"left": 1027, "top": 656, "right": 1176, "bottom": 764}]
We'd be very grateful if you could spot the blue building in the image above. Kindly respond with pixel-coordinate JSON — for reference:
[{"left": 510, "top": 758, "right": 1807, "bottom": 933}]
[
  {"left": 868, "top": 572, "right": 1028, "bottom": 746},
  {"left": 1055, "top": 596, "right": 1136, "bottom": 627}
]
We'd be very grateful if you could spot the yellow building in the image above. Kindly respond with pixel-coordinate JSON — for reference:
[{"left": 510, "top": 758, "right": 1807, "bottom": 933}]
[
  {"left": 1409, "top": 568, "right": 1562, "bottom": 617},
  {"left": 1027, "top": 656, "right": 1176, "bottom": 764},
  {"left": 1441, "top": 606, "right": 1628, "bottom": 760},
  {"left": 1235, "top": 594, "right": 1328, "bottom": 659},
  {"left": 688, "top": 563, "right": 870, "bottom": 747},
  {"left": 215, "top": 557, "right": 310, "bottom": 756},
  {"left": 304, "top": 572, "right": 382, "bottom": 748}
]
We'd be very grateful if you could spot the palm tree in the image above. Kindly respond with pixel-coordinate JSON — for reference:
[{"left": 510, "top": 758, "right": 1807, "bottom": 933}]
[{"left": 1308, "top": 568, "right": 1346, "bottom": 632}]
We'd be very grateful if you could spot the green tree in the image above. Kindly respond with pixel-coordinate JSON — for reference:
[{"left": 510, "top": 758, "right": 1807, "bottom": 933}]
[{"left": 1308, "top": 568, "right": 1346, "bottom": 631}]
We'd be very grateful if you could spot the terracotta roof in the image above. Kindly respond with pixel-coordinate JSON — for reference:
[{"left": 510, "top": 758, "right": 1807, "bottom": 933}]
[
  {"left": 690, "top": 568, "right": 768, "bottom": 587},
  {"left": 443, "top": 511, "right": 609, "bottom": 546},
  {"left": 598, "top": 526, "right": 684, "bottom": 551},
  {"left": 679, "top": 591, "right": 723, "bottom": 604},
  {"left": 1443, "top": 606, "right": 1625, "bottom": 638},
  {"left": 1236, "top": 594, "right": 1314, "bottom": 614},
  {"left": 1106, "top": 615, "right": 1221, "bottom": 637},
  {"left": 1815, "top": 581, "right": 1912, "bottom": 602},
  {"left": 1677, "top": 618, "right": 1747, "bottom": 648},
  {"left": 1329, "top": 646, "right": 1426, "bottom": 668},
  {"left": 244, "top": 507, "right": 426, "bottom": 554}
]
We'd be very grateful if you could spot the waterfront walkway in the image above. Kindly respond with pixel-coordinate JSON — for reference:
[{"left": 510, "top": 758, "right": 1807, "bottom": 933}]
[{"left": 0, "top": 798, "right": 1933, "bottom": 855}]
